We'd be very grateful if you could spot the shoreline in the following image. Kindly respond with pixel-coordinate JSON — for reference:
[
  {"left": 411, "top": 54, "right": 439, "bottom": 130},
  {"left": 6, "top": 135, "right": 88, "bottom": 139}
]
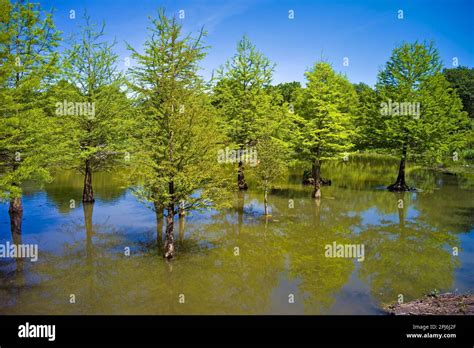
[{"left": 383, "top": 293, "right": 474, "bottom": 315}]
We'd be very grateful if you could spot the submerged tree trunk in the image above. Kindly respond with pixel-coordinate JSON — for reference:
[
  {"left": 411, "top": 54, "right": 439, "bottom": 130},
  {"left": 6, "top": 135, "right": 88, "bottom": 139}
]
[
  {"left": 164, "top": 206, "right": 175, "bottom": 259},
  {"left": 82, "top": 158, "right": 94, "bottom": 203},
  {"left": 312, "top": 158, "right": 322, "bottom": 199},
  {"left": 9, "top": 196, "right": 23, "bottom": 240},
  {"left": 9, "top": 196, "right": 24, "bottom": 273},
  {"left": 237, "top": 160, "right": 248, "bottom": 190},
  {"left": 388, "top": 145, "right": 410, "bottom": 192},
  {"left": 164, "top": 182, "right": 175, "bottom": 259}
]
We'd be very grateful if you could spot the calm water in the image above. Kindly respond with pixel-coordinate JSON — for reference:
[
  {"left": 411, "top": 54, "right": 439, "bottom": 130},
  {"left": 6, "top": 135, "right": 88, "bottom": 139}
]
[{"left": 1, "top": 157, "right": 473, "bottom": 314}]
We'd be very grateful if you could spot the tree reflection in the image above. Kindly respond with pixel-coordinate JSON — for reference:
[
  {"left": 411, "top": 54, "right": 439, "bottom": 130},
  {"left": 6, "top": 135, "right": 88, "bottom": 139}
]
[
  {"left": 358, "top": 193, "right": 460, "bottom": 306},
  {"left": 1, "top": 157, "right": 471, "bottom": 314},
  {"left": 43, "top": 171, "right": 127, "bottom": 213}
]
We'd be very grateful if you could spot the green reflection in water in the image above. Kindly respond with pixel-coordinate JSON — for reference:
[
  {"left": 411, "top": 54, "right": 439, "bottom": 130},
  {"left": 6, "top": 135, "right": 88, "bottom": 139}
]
[{"left": 0, "top": 157, "right": 472, "bottom": 314}]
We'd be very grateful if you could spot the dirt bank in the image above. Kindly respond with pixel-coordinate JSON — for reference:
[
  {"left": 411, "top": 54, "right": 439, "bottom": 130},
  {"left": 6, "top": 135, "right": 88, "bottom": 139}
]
[{"left": 384, "top": 293, "right": 474, "bottom": 315}]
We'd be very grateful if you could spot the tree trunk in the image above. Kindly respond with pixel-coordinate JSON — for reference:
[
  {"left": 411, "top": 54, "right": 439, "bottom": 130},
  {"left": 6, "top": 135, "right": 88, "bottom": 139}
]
[
  {"left": 164, "top": 182, "right": 175, "bottom": 259},
  {"left": 164, "top": 206, "right": 175, "bottom": 259},
  {"left": 388, "top": 145, "right": 410, "bottom": 191},
  {"left": 9, "top": 196, "right": 23, "bottom": 241},
  {"left": 311, "top": 159, "right": 322, "bottom": 199},
  {"left": 82, "top": 158, "right": 94, "bottom": 203},
  {"left": 238, "top": 160, "right": 248, "bottom": 190},
  {"left": 9, "top": 196, "right": 23, "bottom": 273}
]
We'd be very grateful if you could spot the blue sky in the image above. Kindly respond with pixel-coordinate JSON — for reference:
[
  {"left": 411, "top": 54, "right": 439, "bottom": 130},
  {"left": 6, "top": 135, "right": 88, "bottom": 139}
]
[{"left": 39, "top": 0, "right": 474, "bottom": 85}]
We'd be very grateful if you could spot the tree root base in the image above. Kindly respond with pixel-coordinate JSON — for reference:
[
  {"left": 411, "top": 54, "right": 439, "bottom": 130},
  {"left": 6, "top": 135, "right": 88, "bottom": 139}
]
[
  {"left": 387, "top": 182, "right": 414, "bottom": 192},
  {"left": 238, "top": 182, "right": 248, "bottom": 190}
]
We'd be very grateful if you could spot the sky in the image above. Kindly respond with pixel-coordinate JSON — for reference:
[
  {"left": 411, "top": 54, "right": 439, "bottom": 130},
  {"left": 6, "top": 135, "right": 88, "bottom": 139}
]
[{"left": 38, "top": 0, "right": 474, "bottom": 86}]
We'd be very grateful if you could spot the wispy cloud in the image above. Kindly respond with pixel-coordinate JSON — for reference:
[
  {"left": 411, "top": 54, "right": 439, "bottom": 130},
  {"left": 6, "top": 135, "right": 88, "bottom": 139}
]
[{"left": 192, "top": 0, "right": 259, "bottom": 34}]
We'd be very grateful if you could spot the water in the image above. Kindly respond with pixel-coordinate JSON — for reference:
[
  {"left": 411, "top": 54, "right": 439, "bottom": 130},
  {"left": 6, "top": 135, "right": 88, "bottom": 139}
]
[{"left": 0, "top": 156, "right": 473, "bottom": 314}]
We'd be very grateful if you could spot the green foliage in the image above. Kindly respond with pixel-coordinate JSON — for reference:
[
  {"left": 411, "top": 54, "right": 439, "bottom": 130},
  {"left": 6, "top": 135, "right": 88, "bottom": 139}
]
[
  {"left": 0, "top": 0, "right": 60, "bottom": 200},
  {"left": 127, "top": 9, "right": 231, "bottom": 213},
  {"left": 353, "top": 83, "right": 381, "bottom": 149},
  {"left": 443, "top": 66, "right": 474, "bottom": 162},
  {"left": 443, "top": 66, "right": 474, "bottom": 119},
  {"left": 378, "top": 41, "right": 442, "bottom": 95},
  {"left": 418, "top": 73, "right": 470, "bottom": 159},
  {"left": 293, "top": 62, "right": 357, "bottom": 162},
  {"left": 54, "top": 14, "right": 134, "bottom": 175},
  {"left": 376, "top": 41, "right": 469, "bottom": 162},
  {"left": 270, "top": 81, "right": 302, "bottom": 104},
  {"left": 254, "top": 136, "right": 288, "bottom": 192},
  {"left": 212, "top": 35, "right": 283, "bottom": 148}
]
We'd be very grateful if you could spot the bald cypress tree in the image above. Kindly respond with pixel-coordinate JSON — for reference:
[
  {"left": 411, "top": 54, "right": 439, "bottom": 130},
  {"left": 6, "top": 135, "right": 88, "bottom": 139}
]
[
  {"left": 212, "top": 35, "right": 280, "bottom": 190},
  {"left": 294, "top": 62, "right": 357, "bottom": 198},
  {"left": 0, "top": 0, "right": 60, "bottom": 236},
  {"left": 127, "top": 9, "right": 230, "bottom": 259},
  {"left": 377, "top": 42, "right": 469, "bottom": 191},
  {"left": 56, "top": 14, "right": 133, "bottom": 204}
]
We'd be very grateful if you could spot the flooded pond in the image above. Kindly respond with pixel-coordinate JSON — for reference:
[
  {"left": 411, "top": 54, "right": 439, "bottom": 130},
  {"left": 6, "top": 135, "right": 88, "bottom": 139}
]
[{"left": 1, "top": 157, "right": 473, "bottom": 314}]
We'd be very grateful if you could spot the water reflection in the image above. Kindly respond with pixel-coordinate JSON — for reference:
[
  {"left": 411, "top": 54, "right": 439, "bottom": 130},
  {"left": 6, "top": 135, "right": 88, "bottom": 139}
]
[
  {"left": 0, "top": 159, "right": 472, "bottom": 314},
  {"left": 43, "top": 171, "right": 128, "bottom": 213},
  {"left": 358, "top": 193, "right": 460, "bottom": 306}
]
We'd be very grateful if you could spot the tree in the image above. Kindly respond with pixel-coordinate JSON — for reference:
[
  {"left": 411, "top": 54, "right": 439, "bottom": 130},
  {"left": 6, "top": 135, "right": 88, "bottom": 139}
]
[
  {"left": 376, "top": 42, "right": 469, "bottom": 191},
  {"left": 353, "top": 83, "right": 382, "bottom": 150},
  {"left": 254, "top": 136, "right": 288, "bottom": 216},
  {"left": 271, "top": 81, "right": 302, "bottom": 105},
  {"left": 444, "top": 66, "right": 474, "bottom": 160},
  {"left": 444, "top": 66, "right": 474, "bottom": 119},
  {"left": 212, "top": 35, "right": 280, "bottom": 190},
  {"left": 56, "top": 14, "right": 133, "bottom": 203},
  {"left": 0, "top": 0, "right": 60, "bottom": 237},
  {"left": 294, "top": 62, "right": 357, "bottom": 198},
  {"left": 127, "top": 9, "right": 231, "bottom": 259}
]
